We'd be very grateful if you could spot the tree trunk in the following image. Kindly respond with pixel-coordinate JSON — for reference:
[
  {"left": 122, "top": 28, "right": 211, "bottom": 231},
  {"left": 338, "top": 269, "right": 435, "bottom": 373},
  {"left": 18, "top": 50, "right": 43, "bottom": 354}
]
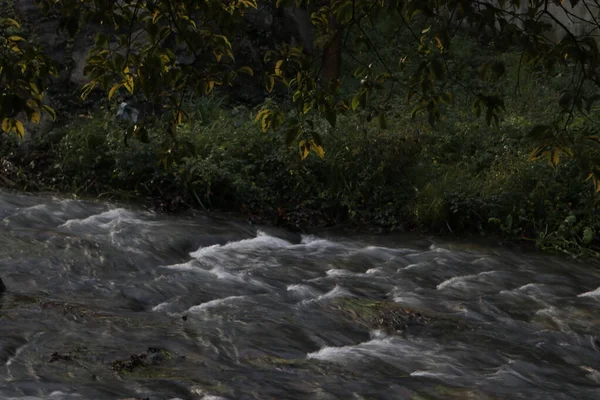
[{"left": 321, "top": 14, "right": 342, "bottom": 82}]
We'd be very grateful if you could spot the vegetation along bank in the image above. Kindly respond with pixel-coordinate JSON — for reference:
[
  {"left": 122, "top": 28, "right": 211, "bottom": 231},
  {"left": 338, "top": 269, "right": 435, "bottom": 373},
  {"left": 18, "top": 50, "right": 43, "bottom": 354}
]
[{"left": 2, "top": 1, "right": 600, "bottom": 257}]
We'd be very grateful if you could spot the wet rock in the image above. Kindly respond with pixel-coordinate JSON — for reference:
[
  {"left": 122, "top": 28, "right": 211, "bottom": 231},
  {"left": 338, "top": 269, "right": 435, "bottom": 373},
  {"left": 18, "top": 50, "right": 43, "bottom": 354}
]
[
  {"left": 111, "top": 347, "right": 171, "bottom": 373},
  {"left": 0, "top": 277, "right": 5, "bottom": 294},
  {"left": 48, "top": 346, "right": 87, "bottom": 363},
  {"left": 49, "top": 352, "right": 74, "bottom": 363},
  {"left": 328, "top": 297, "right": 467, "bottom": 337},
  {"left": 112, "top": 353, "right": 148, "bottom": 373}
]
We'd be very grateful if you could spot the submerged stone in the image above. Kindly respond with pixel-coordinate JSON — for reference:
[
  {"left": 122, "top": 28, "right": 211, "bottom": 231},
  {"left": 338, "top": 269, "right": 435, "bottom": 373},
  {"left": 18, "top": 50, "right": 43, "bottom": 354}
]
[
  {"left": 327, "top": 297, "right": 468, "bottom": 337},
  {"left": 111, "top": 347, "right": 172, "bottom": 373}
]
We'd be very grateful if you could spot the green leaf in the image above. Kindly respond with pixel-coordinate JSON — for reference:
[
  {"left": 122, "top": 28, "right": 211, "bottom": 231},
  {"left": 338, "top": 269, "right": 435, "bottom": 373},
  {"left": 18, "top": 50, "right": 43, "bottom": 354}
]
[
  {"left": 95, "top": 33, "right": 108, "bottom": 47},
  {"left": 528, "top": 124, "right": 553, "bottom": 140},
  {"left": 485, "top": 107, "right": 493, "bottom": 126},
  {"left": 583, "top": 135, "right": 600, "bottom": 145},
  {"left": 352, "top": 90, "right": 366, "bottom": 111},
  {"left": 324, "top": 110, "right": 336, "bottom": 128},
  {"left": 284, "top": 125, "right": 301, "bottom": 146},
  {"left": 336, "top": 1, "right": 353, "bottom": 25},
  {"left": 376, "top": 113, "right": 388, "bottom": 129},
  {"left": 583, "top": 227, "right": 594, "bottom": 245},
  {"left": 41, "top": 105, "right": 57, "bottom": 121}
]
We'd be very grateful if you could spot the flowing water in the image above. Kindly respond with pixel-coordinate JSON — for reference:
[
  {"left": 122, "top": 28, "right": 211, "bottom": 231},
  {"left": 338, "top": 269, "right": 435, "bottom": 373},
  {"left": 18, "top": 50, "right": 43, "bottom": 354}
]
[{"left": 1, "top": 191, "right": 600, "bottom": 400}]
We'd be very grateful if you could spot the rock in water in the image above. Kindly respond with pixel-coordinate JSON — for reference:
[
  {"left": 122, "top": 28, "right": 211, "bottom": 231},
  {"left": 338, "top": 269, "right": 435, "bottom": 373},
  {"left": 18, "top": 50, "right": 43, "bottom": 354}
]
[{"left": 0, "top": 277, "right": 5, "bottom": 293}]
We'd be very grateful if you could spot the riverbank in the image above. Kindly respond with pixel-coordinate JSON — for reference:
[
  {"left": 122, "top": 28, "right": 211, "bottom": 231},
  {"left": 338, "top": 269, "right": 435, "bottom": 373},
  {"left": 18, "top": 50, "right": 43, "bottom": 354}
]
[
  {"left": 2, "top": 26, "right": 600, "bottom": 258},
  {"left": 1, "top": 87, "right": 599, "bottom": 259}
]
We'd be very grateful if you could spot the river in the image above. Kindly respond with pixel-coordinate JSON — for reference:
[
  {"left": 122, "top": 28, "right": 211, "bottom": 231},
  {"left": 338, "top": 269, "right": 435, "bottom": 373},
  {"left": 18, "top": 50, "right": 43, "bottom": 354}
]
[{"left": 1, "top": 191, "right": 600, "bottom": 400}]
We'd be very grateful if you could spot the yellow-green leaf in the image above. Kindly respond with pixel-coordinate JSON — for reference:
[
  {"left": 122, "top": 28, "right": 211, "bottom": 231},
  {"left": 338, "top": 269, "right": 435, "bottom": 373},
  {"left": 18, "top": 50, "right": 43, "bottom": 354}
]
[
  {"left": 213, "top": 50, "right": 223, "bottom": 63},
  {"left": 29, "top": 82, "right": 40, "bottom": 96},
  {"left": 262, "top": 114, "right": 272, "bottom": 133},
  {"left": 529, "top": 146, "right": 546, "bottom": 161},
  {"left": 81, "top": 80, "right": 97, "bottom": 100},
  {"left": 31, "top": 112, "right": 40, "bottom": 124},
  {"left": 275, "top": 60, "right": 284, "bottom": 76},
  {"left": 15, "top": 120, "right": 24, "bottom": 138},
  {"left": 206, "top": 80, "right": 215, "bottom": 94},
  {"left": 238, "top": 66, "right": 254, "bottom": 76},
  {"left": 1, "top": 118, "right": 11, "bottom": 133},
  {"left": 8, "top": 36, "right": 25, "bottom": 42},
  {"left": 123, "top": 75, "right": 134, "bottom": 94},
  {"left": 3, "top": 18, "right": 20, "bottom": 28},
  {"left": 299, "top": 140, "right": 310, "bottom": 160},
  {"left": 238, "top": 0, "right": 258, "bottom": 9},
  {"left": 303, "top": 101, "right": 312, "bottom": 114},
  {"left": 351, "top": 90, "right": 366, "bottom": 111},
  {"left": 265, "top": 74, "right": 275, "bottom": 93},
  {"left": 108, "top": 83, "right": 122, "bottom": 100},
  {"left": 310, "top": 141, "right": 325, "bottom": 159},
  {"left": 41, "top": 105, "right": 57, "bottom": 121},
  {"left": 548, "top": 149, "right": 560, "bottom": 168},
  {"left": 255, "top": 109, "right": 272, "bottom": 123}
]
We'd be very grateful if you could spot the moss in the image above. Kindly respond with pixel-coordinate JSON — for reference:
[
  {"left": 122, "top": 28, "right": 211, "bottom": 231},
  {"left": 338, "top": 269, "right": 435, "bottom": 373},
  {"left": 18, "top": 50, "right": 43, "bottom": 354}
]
[
  {"left": 327, "top": 297, "right": 469, "bottom": 337},
  {"left": 111, "top": 347, "right": 172, "bottom": 374}
]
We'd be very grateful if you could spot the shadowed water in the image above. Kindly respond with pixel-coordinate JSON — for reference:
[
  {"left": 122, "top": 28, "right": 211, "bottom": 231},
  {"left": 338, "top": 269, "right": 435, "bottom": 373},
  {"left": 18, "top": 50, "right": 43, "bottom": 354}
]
[{"left": 1, "top": 191, "right": 600, "bottom": 400}]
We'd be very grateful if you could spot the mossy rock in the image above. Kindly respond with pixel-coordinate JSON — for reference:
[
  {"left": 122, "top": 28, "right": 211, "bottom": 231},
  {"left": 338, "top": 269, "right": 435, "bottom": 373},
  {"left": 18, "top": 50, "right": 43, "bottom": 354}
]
[
  {"left": 243, "top": 355, "right": 308, "bottom": 370},
  {"left": 327, "top": 297, "right": 469, "bottom": 337},
  {"left": 111, "top": 347, "right": 172, "bottom": 374}
]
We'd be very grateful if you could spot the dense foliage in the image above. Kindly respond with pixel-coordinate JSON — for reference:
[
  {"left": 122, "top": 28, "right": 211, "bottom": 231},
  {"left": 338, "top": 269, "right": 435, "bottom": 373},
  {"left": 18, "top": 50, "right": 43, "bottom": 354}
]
[{"left": 2, "top": 0, "right": 600, "bottom": 254}]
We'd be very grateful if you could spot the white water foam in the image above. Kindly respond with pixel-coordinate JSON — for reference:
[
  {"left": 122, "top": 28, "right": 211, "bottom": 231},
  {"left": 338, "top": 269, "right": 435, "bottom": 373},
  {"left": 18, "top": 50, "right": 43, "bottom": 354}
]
[
  {"left": 307, "top": 337, "right": 396, "bottom": 362},
  {"left": 190, "top": 230, "right": 291, "bottom": 258},
  {"left": 365, "top": 267, "right": 384, "bottom": 275},
  {"left": 160, "top": 261, "right": 270, "bottom": 288},
  {"left": 436, "top": 271, "right": 498, "bottom": 290},
  {"left": 307, "top": 336, "right": 450, "bottom": 372},
  {"left": 578, "top": 287, "right": 600, "bottom": 297},
  {"left": 403, "top": 262, "right": 431, "bottom": 270},
  {"left": 188, "top": 295, "right": 247, "bottom": 313},
  {"left": 152, "top": 300, "right": 173, "bottom": 312},
  {"left": 60, "top": 208, "right": 145, "bottom": 229},
  {"left": 298, "top": 285, "right": 353, "bottom": 305},
  {"left": 325, "top": 268, "right": 357, "bottom": 277},
  {"left": 287, "top": 284, "right": 321, "bottom": 299},
  {"left": 162, "top": 261, "right": 198, "bottom": 271},
  {"left": 316, "top": 285, "right": 353, "bottom": 300},
  {"left": 428, "top": 244, "right": 451, "bottom": 253},
  {"left": 298, "top": 235, "right": 346, "bottom": 250}
]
